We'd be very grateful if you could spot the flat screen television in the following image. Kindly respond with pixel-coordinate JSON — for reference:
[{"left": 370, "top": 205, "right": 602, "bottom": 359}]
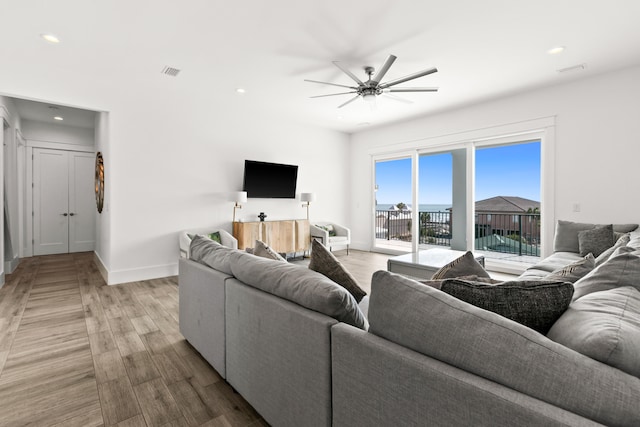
[{"left": 243, "top": 160, "right": 298, "bottom": 199}]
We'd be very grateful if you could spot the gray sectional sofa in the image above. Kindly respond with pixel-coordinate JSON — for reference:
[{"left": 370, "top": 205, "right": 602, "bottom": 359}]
[{"left": 179, "top": 223, "right": 640, "bottom": 427}]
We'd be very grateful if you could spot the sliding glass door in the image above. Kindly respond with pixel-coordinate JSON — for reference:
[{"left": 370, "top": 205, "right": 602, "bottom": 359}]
[{"left": 373, "top": 156, "right": 413, "bottom": 252}]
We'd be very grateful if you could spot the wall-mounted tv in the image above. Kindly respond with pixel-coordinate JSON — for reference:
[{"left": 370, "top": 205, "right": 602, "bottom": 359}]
[{"left": 243, "top": 160, "right": 298, "bottom": 199}]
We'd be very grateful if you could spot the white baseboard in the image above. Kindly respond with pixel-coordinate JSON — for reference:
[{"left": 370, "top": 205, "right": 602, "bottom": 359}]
[
  {"left": 93, "top": 252, "right": 109, "bottom": 284},
  {"left": 4, "top": 255, "right": 20, "bottom": 275},
  {"left": 106, "top": 262, "right": 179, "bottom": 285}
]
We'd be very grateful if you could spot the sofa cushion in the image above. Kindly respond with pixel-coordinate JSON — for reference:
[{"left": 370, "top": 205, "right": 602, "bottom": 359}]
[
  {"left": 521, "top": 251, "right": 582, "bottom": 275},
  {"left": 254, "top": 240, "right": 287, "bottom": 262},
  {"left": 553, "top": 220, "right": 638, "bottom": 253},
  {"left": 189, "top": 235, "right": 234, "bottom": 275},
  {"left": 578, "top": 224, "right": 614, "bottom": 257},
  {"left": 440, "top": 279, "right": 573, "bottom": 334},
  {"left": 573, "top": 246, "right": 640, "bottom": 301},
  {"left": 544, "top": 253, "right": 595, "bottom": 283},
  {"left": 548, "top": 286, "right": 640, "bottom": 378},
  {"left": 627, "top": 230, "right": 640, "bottom": 250},
  {"left": 228, "top": 250, "right": 367, "bottom": 330},
  {"left": 308, "top": 239, "right": 366, "bottom": 302},
  {"left": 367, "top": 270, "right": 640, "bottom": 426},
  {"left": 596, "top": 233, "right": 631, "bottom": 266},
  {"left": 431, "top": 251, "right": 490, "bottom": 280}
]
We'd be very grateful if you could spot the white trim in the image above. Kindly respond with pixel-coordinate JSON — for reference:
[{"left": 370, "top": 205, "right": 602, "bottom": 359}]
[
  {"left": 4, "top": 255, "right": 20, "bottom": 275},
  {"left": 0, "top": 105, "right": 11, "bottom": 125},
  {"left": 93, "top": 251, "right": 108, "bottom": 283},
  {"left": 367, "top": 116, "right": 555, "bottom": 257},
  {"left": 26, "top": 139, "right": 94, "bottom": 152},
  {"left": 24, "top": 146, "right": 33, "bottom": 257}
]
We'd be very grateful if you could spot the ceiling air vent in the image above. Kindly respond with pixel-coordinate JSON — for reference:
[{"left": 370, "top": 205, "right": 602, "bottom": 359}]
[
  {"left": 161, "top": 66, "right": 181, "bottom": 77},
  {"left": 557, "top": 63, "right": 586, "bottom": 74}
]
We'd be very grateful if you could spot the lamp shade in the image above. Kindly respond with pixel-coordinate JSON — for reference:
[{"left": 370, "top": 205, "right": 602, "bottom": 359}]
[
  {"left": 234, "top": 191, "right": 248, "bottom": 204},
  {"left": 301, "top": 193, "right": 316, "bottom": 203}
]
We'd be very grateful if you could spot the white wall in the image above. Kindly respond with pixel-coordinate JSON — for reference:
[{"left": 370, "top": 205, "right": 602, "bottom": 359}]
[
  {"left": 21, "top": 119, "right": 94, "bottom": 146},
  {"left": 349, "top": 65, "right": 640, "bottom": 250},
  {"left": 105, "top": 104, "right": 349, "bottom": 283}
]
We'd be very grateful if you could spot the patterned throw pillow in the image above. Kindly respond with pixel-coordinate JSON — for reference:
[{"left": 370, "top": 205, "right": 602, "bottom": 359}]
[
  {"left": 308, "top": 239, "right": 367, "bottom": 302},
  {"left": 316, "top": 224, "right": 337, "bottom": 237},
  {"left": 441, "top": 278, "right": 574, "bottom": 334},
  {"left": 545, "top": 253, "right": 595, "bottom": 283},
  {"left": 207, "top": 231, "right": 222, "bottom": 244},
  {"left": 253, "top": 240, "right": 287, "bottom": 262},
  {"left": 578, "top": 225, "right": 614, "bottom": 257},
  {"left": 431, "top": 251, "right": 490, "bottom": 280}
]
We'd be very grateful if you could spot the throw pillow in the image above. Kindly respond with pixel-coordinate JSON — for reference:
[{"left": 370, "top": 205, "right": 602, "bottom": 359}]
[
  {"left": 253, "top": 240, "right": 287, "bottom": 262},
  {"left": 544, "top": 253, "right": 595, "bottom": 283},
  {"left": 578, "top": 224, "right": 614, "bottom": 257},
  {"left": 573, "top": 246, "right": 640, "bottom": 301},
  {"left": 308, "top": 239, "right": 367, "bottom": 302},
  {"left": 440, "top": 278, "right": 574, "bottom": 334},
  {"left": 316, "top": 224, "right": 337, "bottom": 237},
  {"left": 595, "top": 233, "right": 630, "bottom": 266},
  {"left": 547, "top": 286, "right": 640, "bottom": 378},
  {"left": 419, "top": 275, "right": 499, "bottom": 291},
  {"left": 208, "top": 231, "right": 222, "bottom": 244},
  {"left": 431, "top": 251, "right": 490, "bottom": 280}
]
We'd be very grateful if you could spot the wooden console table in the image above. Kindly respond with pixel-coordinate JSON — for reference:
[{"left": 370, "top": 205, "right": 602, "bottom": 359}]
[{"left": 233, "top": 219, "right": 310, "bottom": 253}]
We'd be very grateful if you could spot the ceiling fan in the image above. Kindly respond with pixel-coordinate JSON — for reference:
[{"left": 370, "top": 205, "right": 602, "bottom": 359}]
[{"left": 305, "top": 54, "right": 438, "bottom": 108}]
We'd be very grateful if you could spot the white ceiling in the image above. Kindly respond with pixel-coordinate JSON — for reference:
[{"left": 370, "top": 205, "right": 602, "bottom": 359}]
[{"left": 2, "top": 0, "right": 640, "bottom": 133}]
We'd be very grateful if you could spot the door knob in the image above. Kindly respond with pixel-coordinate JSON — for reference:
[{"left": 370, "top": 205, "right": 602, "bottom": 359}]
[
  {"left": 62, "top": 213, "right": 68, "bottom": 216},
  {"left": 69, "top": 213, "right": 76, "bottom": 216}
]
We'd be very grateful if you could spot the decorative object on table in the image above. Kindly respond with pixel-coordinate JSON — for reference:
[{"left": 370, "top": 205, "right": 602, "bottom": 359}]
[
  {"left": 301, "top": 192, "right": 316, "bottom": 220},
  {"left": 258, "top": 212, "right": 267, "bottom": 222},
  {"left": 305, "top": 54, "right": 438, "bottom": 108},
  {"left": 94, "top": 152, "right": 104, "bottom": 213},
  {"left": 232, "top": 191, "right": 247, "bottom": 222}
]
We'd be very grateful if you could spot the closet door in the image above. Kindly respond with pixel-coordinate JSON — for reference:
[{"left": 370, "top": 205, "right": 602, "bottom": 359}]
[
  {"left": 33, "top": 148, "right": 95, "bottom": 255},
  {"left": 68, "top": 152, "right": 96, "bottom": 252},
  {"left": 33, "top": 148, "right": 69, "bottom": 255}
]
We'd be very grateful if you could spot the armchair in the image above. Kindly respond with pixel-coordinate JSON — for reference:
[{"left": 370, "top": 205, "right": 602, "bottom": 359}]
[
  {"left": 310, "top": 222, "right": 350, "bottom": 254},
  {"left": 179, "top": 228, "right": 238, "bottom": 258}
]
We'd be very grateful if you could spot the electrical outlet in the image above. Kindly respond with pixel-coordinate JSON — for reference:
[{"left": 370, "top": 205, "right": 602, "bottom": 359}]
[{"left": 572, "top": 203, "right": 581, "bottom": 212}]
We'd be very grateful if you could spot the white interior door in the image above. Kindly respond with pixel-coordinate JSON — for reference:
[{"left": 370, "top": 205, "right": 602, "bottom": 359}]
[
  {"left": 33, "top": 148, "right": 69, "bottom": 255},
  {"left": 33, "top": 148, "right": 95, "bottom": 255},
  {"left": 69, "top": 152, "right": 96, "bottom": 252}
]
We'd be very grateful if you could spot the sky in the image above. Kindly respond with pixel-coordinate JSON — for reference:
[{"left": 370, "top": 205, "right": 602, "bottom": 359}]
[{"left": 375, "top": 141, "right": 541, "bottom": 206}]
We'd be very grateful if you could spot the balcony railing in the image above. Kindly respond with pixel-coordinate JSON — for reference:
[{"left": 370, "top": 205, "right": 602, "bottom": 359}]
[{"left": 375, "top": 210, "right": 541, "bottom": 256}]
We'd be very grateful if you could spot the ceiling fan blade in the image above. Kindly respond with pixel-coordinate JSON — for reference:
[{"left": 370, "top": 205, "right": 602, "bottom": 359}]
[
  {"left": 332, "top": 61, "right": 364, "bottom": 86},
  {"left": 379, "top": 67, "right": 438, "bottom": 89},
  {"left": 337, "top": 95, "right": 361, "bottom": 109},
  {"left": 310, "top": 91, "right": 358, "bottom": 98},
  {"left": 382, "top": 93, "right": 413, "bottom": 104},
  {"left": 371, "top": 54, "right": 397, "bottom": 85},
  {"left": 384, "top": 87, "right": 439, "bottom": 92},
  {"left": 304, "top": 79, "right": 357, "bottom": 90}
]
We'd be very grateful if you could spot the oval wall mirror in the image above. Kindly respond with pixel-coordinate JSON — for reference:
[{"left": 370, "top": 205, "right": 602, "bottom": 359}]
[{"left": 95, "top": 152, "right": 105, "bottom": 213}]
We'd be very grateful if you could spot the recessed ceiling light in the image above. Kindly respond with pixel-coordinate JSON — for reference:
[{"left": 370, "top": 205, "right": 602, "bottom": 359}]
[
  {"left": 547, "top": 46, "right": 565, "bottom": 55},
  {"left": 53, "top": 116, "right": 64, "bottom": 121},
  {"left": 41, "top": 33, "right": 60, "bottom": 44},
  {"left": 236, "top": 88, "right": 246, "bottom": 94}
]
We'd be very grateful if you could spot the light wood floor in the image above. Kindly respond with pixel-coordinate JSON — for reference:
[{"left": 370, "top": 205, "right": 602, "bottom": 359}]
[{"left": 0, "top": 249, "right": 390, "bottom": 427}]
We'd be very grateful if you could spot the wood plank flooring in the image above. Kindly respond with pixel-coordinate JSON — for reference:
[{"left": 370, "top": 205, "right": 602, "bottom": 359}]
[
  {"left": 0, "top": 249, "right": 389, "bottom": 427},
  {"left": 0, "top": 253, "right": 268, "bottom": 427}
]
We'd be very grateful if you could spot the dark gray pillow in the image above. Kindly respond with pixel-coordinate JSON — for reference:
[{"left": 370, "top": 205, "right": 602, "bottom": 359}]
[
  {"left": 548, "top": 286, "right": 640, "bottom": 378},
  {"left": 578, "top": 225, "right": 614, "bottom": 257},
  {"left": 545, "top": 253, "right": 595, "bottom": 283},
  {"left": 431, "top": 251, "right": 490, "bottom": 280},
  {"left": 440, "top": 279, "right": 574, "bottom": 334},
  {"left": 309, "top": 239, "right": 366, "bottom": 302},
  {"left": 573, "top": 246, "right": 640, "bottom": 301}
]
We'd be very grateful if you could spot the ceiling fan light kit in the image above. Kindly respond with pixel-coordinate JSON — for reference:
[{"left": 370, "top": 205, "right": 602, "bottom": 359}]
[{"left": 305, "top": 54, "right": 438, "bottom": 108}]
